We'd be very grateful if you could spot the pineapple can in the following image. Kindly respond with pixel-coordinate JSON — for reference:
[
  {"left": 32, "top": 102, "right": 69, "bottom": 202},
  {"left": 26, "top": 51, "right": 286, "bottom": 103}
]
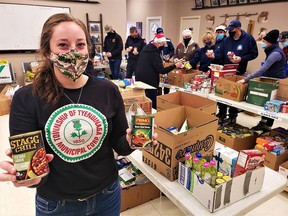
[
  {"left": 131, "top": 115, "right": 154, "bottom": 149},
  {"left": 9, "top": 131, "right": 49, "bottom": 182}
]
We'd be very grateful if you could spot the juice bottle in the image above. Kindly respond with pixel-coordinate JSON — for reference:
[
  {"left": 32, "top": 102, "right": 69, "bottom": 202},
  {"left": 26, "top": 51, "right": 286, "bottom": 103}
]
[
  {"left": 196, "top": 152, "right": 207, "bottom": 164},
  {"left": 209, "top": 160, "right": 217, "bottom": 188},
  {"left": 184, "top": 147, "right": 192, "bottom": 168},
  {"left": 201, "top": 162, "right": 212, "bottom": 185},
  {"left": 192, "top": 157, "right": 202, "bottom": 176}
]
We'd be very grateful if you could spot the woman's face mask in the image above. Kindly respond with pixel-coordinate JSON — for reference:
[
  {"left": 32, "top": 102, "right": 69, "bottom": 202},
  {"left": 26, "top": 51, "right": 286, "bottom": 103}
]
[
  {"left": 261, "top": 42, "right": 267, "bottom": 49},
  {"left": 282, "top": 41, "right": 288, "bottom": 47},
  {"left": 50, "top": 49, "right": 89, "bottom": 81},
  {"left": 205, "top": 41, "right": 212, "bottom": 46},
  {"left": 216, "top": 34, "right": 225, "bottom": 41}
]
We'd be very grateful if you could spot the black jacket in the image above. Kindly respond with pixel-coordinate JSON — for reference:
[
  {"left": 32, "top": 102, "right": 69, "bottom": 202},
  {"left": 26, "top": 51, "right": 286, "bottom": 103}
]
[
  {"left": 103, "top": 31, "right": 123, "bottom": 60},
  {"left": 125, "top": 35, "right": 146, "bottom": 60},
  {"left": 135, "top": 43, "right": 176, "bottom": 88}
]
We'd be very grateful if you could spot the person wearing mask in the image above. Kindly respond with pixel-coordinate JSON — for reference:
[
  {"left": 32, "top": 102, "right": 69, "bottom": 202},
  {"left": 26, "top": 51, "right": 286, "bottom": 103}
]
[
  {"left": 125, "top": 26, "right": 146, "bottom": 78},
  {"left": 214, "top": 25, "right": 227, "bottom": 49},
  {"left": 0, "top": 13, "right": 157, "bottom": 216},
  {"left": 189, "top": 32, "right": 217, "bottom": 73},
  {"left": 156, "top": 27, "right": 175, "bottom": 95},
  {"left": 238, "top": 29, "right": 286, "bottom": 131},
  {"left": 103, "top": 25, "right": 123, "bottom": 79},
  {"left": 135, "top": 33, "right": 183, "bottom": 109},
  {"left": 173, "top": 28, "right": 200, "bottom": 62},
  {"left": 278, "top": 31, "right": 288, "bottom": 76},
  {"left": 206, "top": 20, "right": 258, "bottom": 123}
]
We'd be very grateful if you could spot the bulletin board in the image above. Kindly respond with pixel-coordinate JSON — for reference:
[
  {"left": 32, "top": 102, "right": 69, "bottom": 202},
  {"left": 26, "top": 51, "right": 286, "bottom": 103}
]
[{"left": 0, "top": 3, "right": 70, "bottom": 53}]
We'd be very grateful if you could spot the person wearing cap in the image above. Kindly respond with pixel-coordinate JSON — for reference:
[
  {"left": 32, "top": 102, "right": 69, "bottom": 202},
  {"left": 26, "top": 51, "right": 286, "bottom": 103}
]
[
  {"left": 173, "top": 28, "right": 200, "bottom": 62},
  {"left": 278, "top": 31, "right": 288, "bottom": 76},
  {"left": 124, "top": 26, "right": 146, "bottom": 78},
  {"left": 238, "top": 29, "right": 286, "bottom": 131},
  {"left": 207, "top": 20, "right": 258, "bottom": 123},
  {"left": 214, "top": 25, "right": 227, "bottom": 49},
  {"left": 155, "top": 27, "right": 175, "bottom": 95},
  {"left": 135, "top": 33, "right": 183, "bottom": 109},
  {"left": 189, "top": 32, "right": 217, "bottom": 73},
  {"left": 103, "top": 25, "right": 123, "bottom": 79}
]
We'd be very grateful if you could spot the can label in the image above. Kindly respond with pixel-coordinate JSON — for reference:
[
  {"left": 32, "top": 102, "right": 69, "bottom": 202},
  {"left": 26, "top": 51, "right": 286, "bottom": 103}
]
[
  {"left": 9, "top": 131, "right": 49, "bottom": 182},
  {"left": 131, "top": 115, "right": 154, "bottom": 149}
]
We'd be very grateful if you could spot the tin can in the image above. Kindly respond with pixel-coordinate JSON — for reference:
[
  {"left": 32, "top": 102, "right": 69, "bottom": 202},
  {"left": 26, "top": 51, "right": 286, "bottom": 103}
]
[
  {"left": 9, "top": 131, "right": 49, "bottom": 182},
  {"left": 184, "top": 61, "right": 192, "bottom": 70}
]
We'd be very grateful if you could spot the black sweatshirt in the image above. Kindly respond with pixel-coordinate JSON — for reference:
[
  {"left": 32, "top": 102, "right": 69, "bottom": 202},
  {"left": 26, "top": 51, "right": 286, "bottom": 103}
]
[{"left": 9, "top": 74, "right": 133, "bottom": 200}]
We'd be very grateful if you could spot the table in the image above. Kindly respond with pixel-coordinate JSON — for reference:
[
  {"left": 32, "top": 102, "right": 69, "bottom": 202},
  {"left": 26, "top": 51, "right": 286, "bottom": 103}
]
[{"left": 127, "top": 150, "right": 286, "bottom": 216}]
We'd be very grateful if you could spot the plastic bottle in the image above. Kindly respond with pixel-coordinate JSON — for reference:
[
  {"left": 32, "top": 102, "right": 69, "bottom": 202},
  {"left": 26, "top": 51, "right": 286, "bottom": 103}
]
[
  {"left": 201, "top": 162, "right": 212, "bottom": 185},
  {"left": 196, "top": 152, "right": 207, "bottom": 164},
  {"left": 209, "top": 160, "right": 217, "bottom": 188},
  {"left": 192, "top": 157, "right": 202, "bottom": 176},
  {"left": 184, "top": 147, "right": 192, "bottom": 168}
]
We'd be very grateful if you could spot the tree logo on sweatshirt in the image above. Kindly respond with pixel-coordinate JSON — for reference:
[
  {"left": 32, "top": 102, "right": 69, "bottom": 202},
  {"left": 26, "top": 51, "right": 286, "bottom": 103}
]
[{"left": 45, "top": 104, "right": 108, "bottom": 163}]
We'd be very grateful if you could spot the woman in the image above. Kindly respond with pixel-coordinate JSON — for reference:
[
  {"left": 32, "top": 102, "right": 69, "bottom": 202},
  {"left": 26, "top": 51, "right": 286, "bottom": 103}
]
[
  {"left": 238, "top": 29, "right": 286, "bottom": 131},
  {"left": 0, "top": 13, "right": 157, "bottom": 216}
]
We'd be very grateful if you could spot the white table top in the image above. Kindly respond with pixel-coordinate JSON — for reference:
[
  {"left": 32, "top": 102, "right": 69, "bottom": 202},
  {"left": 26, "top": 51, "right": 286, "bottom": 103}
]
[{"left": 127, "top": 150, "right": 287, "bottom": 216}]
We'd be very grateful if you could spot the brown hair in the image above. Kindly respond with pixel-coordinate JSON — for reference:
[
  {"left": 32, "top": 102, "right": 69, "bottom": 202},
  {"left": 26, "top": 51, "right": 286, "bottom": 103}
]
[
  {"left": 33, "top": 13, "right": 91, "bottom": 105},
  {"left": 129, "top": 26, "right": 137, "bottom": 34}
]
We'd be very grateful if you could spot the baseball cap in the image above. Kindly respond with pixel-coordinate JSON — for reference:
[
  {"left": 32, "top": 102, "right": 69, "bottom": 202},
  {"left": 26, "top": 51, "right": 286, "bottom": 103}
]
[
  {"left": 278, "top": 31, "right": 288, "bottom": 42},
  {"left": 226, "top": 20, "right": 241, "bottom": 31},
  {"left": 104, "top": 25, "right": 112, "bottom": 33},
  {"left": 156, "top": 27, "right": 164, "bottom": 34},
  {"left": 215, "top": 25, "right": 227, "bottom": 32}
]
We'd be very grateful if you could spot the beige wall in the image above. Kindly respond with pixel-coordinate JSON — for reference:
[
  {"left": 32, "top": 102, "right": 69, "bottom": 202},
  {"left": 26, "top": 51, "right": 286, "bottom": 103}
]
[
  {"left": 0, "top": 0, "right": 127, "bottom": 85},
  {"left": 127, "top": 0, "right": 288, "bottom": 73}
]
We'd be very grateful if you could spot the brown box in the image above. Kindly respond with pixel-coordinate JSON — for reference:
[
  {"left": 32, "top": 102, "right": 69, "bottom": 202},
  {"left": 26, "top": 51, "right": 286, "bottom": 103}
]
[
  {"left": 255, "top": 128, "right": 288, "bottom": 170},
  {"left": 121, "top": 182, "right": 160, "bottom": 212},
  {"left": 0, "top": 85, "right": 12, "bottom": 116},
  {"left": 122, "top": 93, "right": 152, "bottom": 115},
  {"left": 168, "top": 69, "right": 202, "bottom": 87},
  {"left": 157, "top": 91, "right": 216, "bottom": 115},
  {"left": 276, "top": 78, "right": 288, "bottom": 101},
  {"left": 143, "top": 106, "right": 218, "bottom": 181},
  {"left": 215, "top": 75, "right": 248, "bottom": 102}
]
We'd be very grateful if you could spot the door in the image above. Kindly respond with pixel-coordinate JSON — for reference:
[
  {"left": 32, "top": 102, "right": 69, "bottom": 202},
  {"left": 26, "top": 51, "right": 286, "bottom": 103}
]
[
  {"left": 180, "top": 16, "right": 201, "bottom": 44},
  {"left": 146, "top": 16, "right": 162, "bottom": 42}
]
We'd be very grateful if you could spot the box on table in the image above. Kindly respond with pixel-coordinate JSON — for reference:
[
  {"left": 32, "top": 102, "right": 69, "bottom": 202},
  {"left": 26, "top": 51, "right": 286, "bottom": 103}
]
[
  {"left": 276, "top": 78, "right": 288, "bottom": 101},
  {"left": 157, "top": 91, "right": 217, "bottom": 115},
  {"left": 178, "top": 162, "right": 265, "bottom": 213},
  {"left": 0, "top": 85, "right": 12, "bottom": 116},
  {"left": 168, "top": 69, "right": 202, "bottom": 87},
  {"left": 121, "top": 181, "right": 160, "bottom": 212},
  {"left": 122, "top": 92, "right": 152, "bottom": 114},
  {"left": 278, "top": 160, "right": 288, "bottom": 190},
  {"left": 210, "top": 64, "right": 238, "bottom": 84},
  {"left": 215, "top": 75, "right": 248, "bottom": 102},
  {"left": 255, "top": 127, "right": 288, "bottom": 170},
  {"left": 216, "top": 124, "right": 258, "bottom": 152},
  {"left": 142, "top": 106, "right": 218, "bottom": 181},
  {"left": 246, "top": 77, "right": 279, "bottom": 107}
]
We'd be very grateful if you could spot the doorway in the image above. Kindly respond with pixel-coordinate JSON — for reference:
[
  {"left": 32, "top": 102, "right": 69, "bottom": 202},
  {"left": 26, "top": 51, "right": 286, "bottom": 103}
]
[
  {"left": 146, "top": 16, "right": 162, "bottom": 42},
  {"left": 180, "top": 16, "right": 201, "bottom": 44}
]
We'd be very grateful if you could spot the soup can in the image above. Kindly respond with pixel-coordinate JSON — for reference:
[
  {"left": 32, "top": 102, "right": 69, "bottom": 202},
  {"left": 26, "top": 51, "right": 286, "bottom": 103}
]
[
  {"left": 9, "top": 131, "right": 49, "bottom": 182},
  {"left": 184, "top": 61, "right": 192, "bottom": 70}
]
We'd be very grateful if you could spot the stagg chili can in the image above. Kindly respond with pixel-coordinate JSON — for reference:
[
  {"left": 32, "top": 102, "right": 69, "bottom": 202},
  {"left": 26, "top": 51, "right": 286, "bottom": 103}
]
[{"left": 9, "top": 130, "right": 49, "bottom": 182}]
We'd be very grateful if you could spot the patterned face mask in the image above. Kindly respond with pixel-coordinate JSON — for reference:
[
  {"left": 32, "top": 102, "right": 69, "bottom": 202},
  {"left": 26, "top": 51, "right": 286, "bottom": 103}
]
[{"left": 50, "top": 50, "right": 89, "bottom": 81}]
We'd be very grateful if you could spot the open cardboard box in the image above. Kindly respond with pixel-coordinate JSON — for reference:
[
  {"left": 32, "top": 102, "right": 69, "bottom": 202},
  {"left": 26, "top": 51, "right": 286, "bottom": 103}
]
[
  {"left": 276, "top": 78, "right": 288, "bottom": 101},
  {"left": 178, "top": 162, "right": 265, "bottom": 213},
  {"left": 157, "top": 91, "right": 216, "bottom": 115},
  {"left": 168, "top": 69, "right": 202, "bottom": 87},
  {"left": 142, "top": 106, "right": 218, "bottom": 181},
  {"left": 0, "top": 85, "right": 12, "bottom": 116},
  {"left": 215, "top": 75, "right": 248, "bottom": 102},
  {"left": 279, "top": 160, "right": 288, "bottom": 191}
]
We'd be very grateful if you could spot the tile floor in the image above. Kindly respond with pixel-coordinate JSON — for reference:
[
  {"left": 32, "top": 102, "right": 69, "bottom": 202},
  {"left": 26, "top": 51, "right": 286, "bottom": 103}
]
[{"left": 0, "top": 112, "right": 288, "bottom": 216}]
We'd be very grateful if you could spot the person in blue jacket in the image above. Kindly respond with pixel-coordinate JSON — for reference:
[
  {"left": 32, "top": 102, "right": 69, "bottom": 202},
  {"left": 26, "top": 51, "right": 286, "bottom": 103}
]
[
  {"left": 238, "top": 29, "right": 286, "bottom": 131},
  {"left": 206, "top": 20, "right": 258, "bottom": 123}
]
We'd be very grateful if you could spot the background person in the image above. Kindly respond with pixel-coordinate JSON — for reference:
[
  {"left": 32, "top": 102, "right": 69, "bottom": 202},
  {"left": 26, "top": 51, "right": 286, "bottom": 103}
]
[
  {"left": 103, "top": 24, "right": 123, "bottom": 79},
  {"left": 278, "top": 31, "right": 288, "bottom": 76},
  {"left": 0, "top": 13, "right": 157, "bottom": 216},
  {"left": 124, "top": 26, "right": 146, "bottom": 78},
  {"left": 238, "top": 29, "right": 286, "bottom": 131},
  {"left": 206, "top": 20, "right": 258, "bottom": 123},
  {"left": 135, "top": 33, "right": 183, "bottom": 109}
]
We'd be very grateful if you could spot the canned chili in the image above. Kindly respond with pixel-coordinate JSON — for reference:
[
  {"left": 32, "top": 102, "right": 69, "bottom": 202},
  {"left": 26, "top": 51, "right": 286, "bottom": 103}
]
[{"left": 9, "top": 131, "right": 49, "bottom": 182}]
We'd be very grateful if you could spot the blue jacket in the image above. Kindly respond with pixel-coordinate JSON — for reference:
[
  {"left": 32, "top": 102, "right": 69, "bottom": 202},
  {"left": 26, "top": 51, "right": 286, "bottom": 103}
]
[
  {"left": 162, "top": 38, "right": 175, "bottom": 57},
  {"left": 189, "top": 45, "right": 217, "bottom": 72},
  {"left": 214, "top": 30, "right": 258, "bottom": 75}
]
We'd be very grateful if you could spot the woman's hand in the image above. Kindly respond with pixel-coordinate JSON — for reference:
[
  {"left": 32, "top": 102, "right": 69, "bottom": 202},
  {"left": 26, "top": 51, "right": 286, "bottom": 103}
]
[
  {"left": 237, "top": 79, "right": 246, "bottom": 84},
  {"left": 0, "top": 148, "right": 54, "bottom": 187}
]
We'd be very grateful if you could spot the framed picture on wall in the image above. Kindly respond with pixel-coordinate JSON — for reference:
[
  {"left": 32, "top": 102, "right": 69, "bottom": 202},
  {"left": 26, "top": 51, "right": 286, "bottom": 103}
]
[
  {"left": 91, "top": 34, "right": 101, "bottom": 45},
  {"left": 228, "top": 0, "right": 237, "bottom": 5},
  {"left": 89, "top": 22, "right": 101, "bottom": 33},
  {"left": 195, "top": 0, "right": 204, "bottom": 8},
  {"left": 239, "top": 0, "right": 248, "bottom": 3},
  {"left": 211, "top": 0, "right": 219, "bottom": 7},
  {"left": 219, "top": 0, "right": 228, "bottom": 6},
  {"left": 249, "top": 0, "right": 259, "bottom": 2}
]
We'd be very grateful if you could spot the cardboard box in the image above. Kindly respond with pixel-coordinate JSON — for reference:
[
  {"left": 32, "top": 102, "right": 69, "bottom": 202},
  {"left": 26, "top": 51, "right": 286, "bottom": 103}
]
[
  {"left": 121, "top": 182, "right": 160, "bottom": 212},
  {"left": 122, "top": 94, "right": 152, "bottom": 114},
  {"left": 278, "top": 161, "right": 288, "bottom": 189},
  {"left": 178, "top": 162, "right": 265, "bottom": 213},
  {"left": 168, "top": 69, "right": 202, "bottom": 87},
  {"left": 276, "top": 78, "right": 288, "bottom": 101},
  {"left": 142, "top": 106, "right": 218, "bottom": 181},
  {"left": 246, "top": 77, "right": 279, "bottom": 107},
  {"left": 215, "top": 75, "right": 248, "bottom": 102},
  {"left": 0, "top": 85, "right": 12, "bottom": 116},
  {"left": 157, "top": 91, "right": 217, "bottom": 115},
  {"left": 210, "top": 64, "right": 237, "bottom": 84},
  {"left": 255, "top": 127, "right": 288, "bottom": 170}
]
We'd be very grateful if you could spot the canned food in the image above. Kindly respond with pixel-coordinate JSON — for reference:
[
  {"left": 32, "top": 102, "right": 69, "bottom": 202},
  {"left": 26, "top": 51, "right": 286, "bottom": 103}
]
[
  {"left": 184, "top": 61, "right": 192, "bottom": 70},
  {"left": 216, "top": 178, "right": 225, "bottom": 185},
  {"left": 9, "top": 131, "right": 49, "bottom": 182},
  {"left": 217, "top": 172, "right": 223, "bottom": 179},
  {"left": 223, "top": 176, "right": 232, "bottom": 181}
]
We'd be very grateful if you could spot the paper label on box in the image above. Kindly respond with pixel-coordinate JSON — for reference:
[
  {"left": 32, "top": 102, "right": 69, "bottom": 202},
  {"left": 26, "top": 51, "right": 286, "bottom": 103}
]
[
  {"left": 258, "top": 111, "right": 282, "bottom": 121},
  {"left": 237, "top": 152, "right": 248, "bottom": 168}
]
